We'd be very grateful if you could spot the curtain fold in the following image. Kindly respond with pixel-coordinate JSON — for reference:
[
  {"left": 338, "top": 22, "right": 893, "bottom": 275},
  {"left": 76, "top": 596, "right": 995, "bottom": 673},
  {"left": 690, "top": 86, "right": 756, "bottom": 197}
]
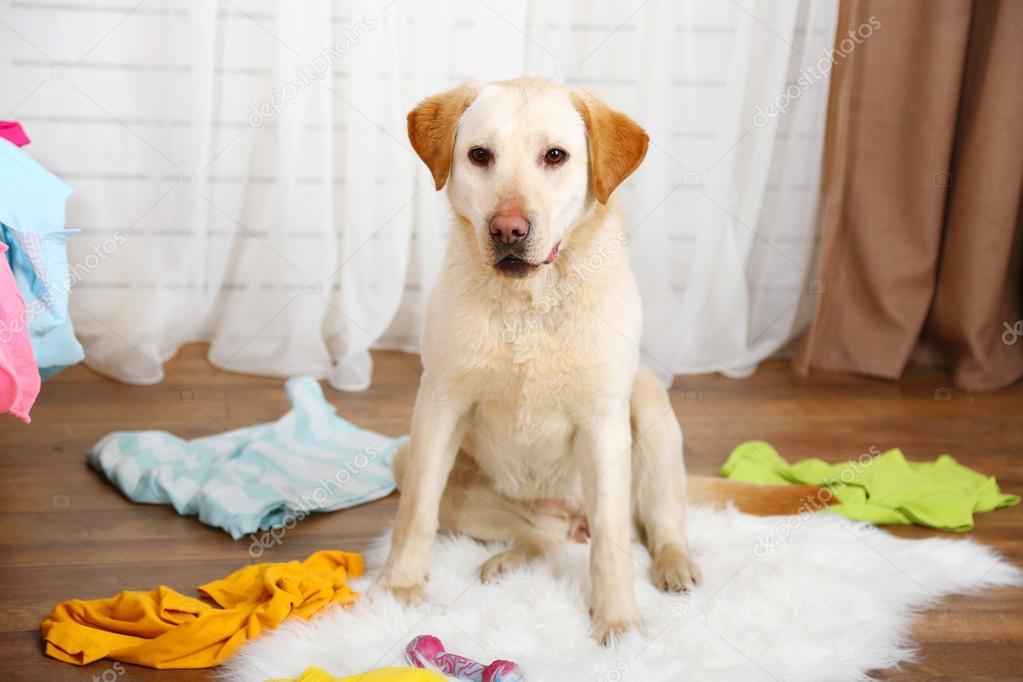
[{"left": 796, "top": 0, "right": 1023, "bottom": 391}]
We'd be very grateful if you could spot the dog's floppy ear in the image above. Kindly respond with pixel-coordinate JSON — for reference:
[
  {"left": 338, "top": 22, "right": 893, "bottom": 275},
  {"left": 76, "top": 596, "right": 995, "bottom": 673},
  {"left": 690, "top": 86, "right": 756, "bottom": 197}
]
[
  {"left": 408, "top": 82, "right": 482, "bottom": 190},
  {"left": 572, "top": 91, "right": 649, "bottom": 204}
]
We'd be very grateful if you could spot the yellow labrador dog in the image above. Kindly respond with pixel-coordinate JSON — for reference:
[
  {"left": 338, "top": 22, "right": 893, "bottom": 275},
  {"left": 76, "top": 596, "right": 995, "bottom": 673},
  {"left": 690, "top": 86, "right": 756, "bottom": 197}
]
[{"left": 376, "top": 78, "right": 819, "bottom": 644}]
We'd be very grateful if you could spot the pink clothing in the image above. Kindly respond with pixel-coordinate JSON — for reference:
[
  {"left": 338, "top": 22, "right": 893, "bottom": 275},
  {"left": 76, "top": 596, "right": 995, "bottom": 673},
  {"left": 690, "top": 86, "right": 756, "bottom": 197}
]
[
  {"left": 0, "top": 122, "right": 30, "bottom": 147},
  {"left": 0, "top": 242, "right": 40, "bottom": 422}
]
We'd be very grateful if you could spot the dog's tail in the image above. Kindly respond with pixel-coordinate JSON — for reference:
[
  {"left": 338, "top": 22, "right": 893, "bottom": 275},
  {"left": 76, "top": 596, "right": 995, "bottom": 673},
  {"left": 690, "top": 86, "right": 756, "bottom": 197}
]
[{"left": 686, "top": 475, "right": 834, "bottom": 516}]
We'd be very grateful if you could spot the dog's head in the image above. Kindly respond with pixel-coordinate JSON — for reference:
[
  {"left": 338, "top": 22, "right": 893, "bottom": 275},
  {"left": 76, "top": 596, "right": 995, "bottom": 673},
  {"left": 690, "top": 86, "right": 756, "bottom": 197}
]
[{"left": 408, "top": 78, "right": 648, "bottom": 279}]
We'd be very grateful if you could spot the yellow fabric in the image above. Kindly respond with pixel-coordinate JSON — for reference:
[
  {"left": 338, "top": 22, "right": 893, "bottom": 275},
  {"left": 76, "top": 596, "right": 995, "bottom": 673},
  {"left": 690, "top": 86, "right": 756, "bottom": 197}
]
[
  {"left": 269, "top": 666, "right": 447, "bottom": 682},
  {"left": 41, "top": 550, "right": 364, "bottom": 669}
]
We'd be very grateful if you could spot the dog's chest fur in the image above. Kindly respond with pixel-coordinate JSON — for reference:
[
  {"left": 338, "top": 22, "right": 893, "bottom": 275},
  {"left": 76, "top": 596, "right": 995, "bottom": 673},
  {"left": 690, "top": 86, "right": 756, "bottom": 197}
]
[
  {"left": 466, "top": 297, "right": 599, "bottom": 499},
  {"left": 425, "top": 230, "right": 641, "bottom": 501}
]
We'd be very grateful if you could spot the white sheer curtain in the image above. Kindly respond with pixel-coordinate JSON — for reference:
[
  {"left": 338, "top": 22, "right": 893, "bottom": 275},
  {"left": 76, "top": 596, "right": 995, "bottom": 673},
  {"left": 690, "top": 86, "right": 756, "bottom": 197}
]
[{"left": 1, "top": 0, "right": 836, "bottom": 390}]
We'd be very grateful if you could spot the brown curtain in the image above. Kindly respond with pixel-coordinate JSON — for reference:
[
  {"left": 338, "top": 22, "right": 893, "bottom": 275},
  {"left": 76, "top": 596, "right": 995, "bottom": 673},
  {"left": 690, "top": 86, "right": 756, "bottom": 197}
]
[{"left": 795, "top": 0, "right": 1023, "bottom": 391}]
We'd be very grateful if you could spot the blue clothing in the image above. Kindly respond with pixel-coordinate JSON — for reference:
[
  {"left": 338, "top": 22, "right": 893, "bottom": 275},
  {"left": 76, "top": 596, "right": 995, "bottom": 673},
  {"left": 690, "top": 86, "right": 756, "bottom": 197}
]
[
  {"left": 88, "top": 378, "right": 406, "bottom": 539},
  {"left": 0, "top": 138, "right": 82, "bottom": 378}
]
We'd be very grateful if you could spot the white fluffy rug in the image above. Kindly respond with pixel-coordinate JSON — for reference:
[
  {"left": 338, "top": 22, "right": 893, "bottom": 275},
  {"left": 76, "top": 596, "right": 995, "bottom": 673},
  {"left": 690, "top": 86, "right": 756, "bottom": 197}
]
[{"left": 221, "top": 507, "right": 1020, "bottom": 682}]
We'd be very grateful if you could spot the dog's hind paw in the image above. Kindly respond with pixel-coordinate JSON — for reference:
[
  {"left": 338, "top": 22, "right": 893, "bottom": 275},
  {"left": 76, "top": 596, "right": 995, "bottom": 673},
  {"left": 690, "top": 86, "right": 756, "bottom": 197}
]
[{"left": 477, "top": 549, "right": 528, "bottom": 583}]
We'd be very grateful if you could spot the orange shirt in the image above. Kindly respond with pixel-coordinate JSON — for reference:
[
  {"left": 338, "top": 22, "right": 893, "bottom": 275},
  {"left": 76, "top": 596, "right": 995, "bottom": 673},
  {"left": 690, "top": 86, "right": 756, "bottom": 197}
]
[{"left": 42, "top": 550, "right": 364, "bottom": 669}]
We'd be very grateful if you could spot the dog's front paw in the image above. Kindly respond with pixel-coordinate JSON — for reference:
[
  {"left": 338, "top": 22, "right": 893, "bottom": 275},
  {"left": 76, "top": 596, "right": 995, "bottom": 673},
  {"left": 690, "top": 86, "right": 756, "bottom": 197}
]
[
  {"left": 386, "top": 582, "right": 427, "bottom": 605},
  {"left": 373, "top": 568, "right": 426, "bottom": 605},
  {"left": 651, "top": 543, "right": 701, "bottom": 592},
  {"left": 591, "top": 610, "right": 644, "bottom": 646}
]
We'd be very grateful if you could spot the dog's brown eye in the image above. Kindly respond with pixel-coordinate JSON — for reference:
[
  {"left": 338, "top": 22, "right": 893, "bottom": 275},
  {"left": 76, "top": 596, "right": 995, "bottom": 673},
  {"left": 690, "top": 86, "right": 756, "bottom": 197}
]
[
  {"left": 469, "top": 147, "right": 491, "bottom": 166},
  {"left": 544, "top": 148, "right": 567, "bottom": 165}
]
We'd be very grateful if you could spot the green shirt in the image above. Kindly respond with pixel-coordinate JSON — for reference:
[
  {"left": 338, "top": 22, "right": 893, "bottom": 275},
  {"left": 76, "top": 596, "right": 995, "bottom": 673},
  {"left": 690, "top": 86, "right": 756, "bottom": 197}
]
[{"left": 721, "top": 441, "right": 1019, "bottom": 531}]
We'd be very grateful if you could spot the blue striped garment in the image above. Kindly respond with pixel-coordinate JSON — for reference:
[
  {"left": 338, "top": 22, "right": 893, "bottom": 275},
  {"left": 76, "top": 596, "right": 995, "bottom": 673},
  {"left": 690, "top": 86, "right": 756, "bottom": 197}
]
[{"left": 88, "top": 378, "right": 406, "bottom": 539}]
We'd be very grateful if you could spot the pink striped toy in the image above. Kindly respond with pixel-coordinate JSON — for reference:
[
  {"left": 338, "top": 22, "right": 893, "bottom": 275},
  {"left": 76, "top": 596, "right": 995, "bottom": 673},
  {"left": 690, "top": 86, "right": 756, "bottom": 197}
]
[{"left": 405, "top": 635, "right": 524, "bottom": 682}]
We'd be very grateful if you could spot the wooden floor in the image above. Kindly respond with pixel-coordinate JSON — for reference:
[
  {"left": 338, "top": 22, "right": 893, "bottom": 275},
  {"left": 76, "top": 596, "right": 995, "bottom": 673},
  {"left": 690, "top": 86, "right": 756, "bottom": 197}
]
[{"left": 1, "top": 344, "right": 1021, "bottom": 681}]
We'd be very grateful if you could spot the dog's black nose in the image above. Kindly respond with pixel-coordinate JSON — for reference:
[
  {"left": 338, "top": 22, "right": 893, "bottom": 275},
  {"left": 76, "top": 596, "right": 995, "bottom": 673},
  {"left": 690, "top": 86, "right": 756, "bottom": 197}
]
[{"left": 489, "top": 212, "right": 531, "bottom": 245}]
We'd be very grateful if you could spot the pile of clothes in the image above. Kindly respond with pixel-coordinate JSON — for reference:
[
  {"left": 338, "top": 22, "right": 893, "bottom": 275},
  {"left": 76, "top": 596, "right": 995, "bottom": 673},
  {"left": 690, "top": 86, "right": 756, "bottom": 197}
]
[
  {"left": 0, "top": 121, "right": 83, "bottom": 423},
  {"left": 42, "top": 549, "right": 506, "bottom": 680}
]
